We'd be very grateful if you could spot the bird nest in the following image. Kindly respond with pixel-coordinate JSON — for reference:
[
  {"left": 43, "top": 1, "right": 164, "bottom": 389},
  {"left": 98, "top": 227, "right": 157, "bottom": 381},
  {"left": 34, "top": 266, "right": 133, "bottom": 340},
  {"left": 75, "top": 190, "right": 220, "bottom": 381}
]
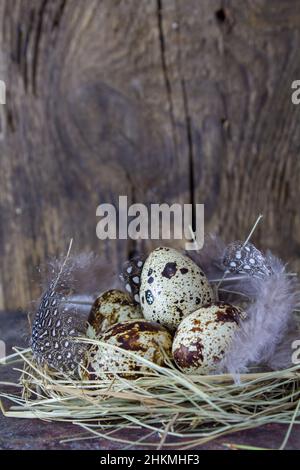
[
  {"left": 1, "top": 218, "right": 300, "bottom": 449},
  {"left": 1, "top": 341, "right": 300, "bottom": 450}
]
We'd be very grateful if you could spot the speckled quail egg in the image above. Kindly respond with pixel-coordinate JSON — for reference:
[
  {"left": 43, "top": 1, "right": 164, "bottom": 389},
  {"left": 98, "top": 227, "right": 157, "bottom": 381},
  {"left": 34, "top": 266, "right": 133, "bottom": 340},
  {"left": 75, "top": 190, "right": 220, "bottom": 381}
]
[
  {"left": 172, "top": 303, "right": 246, "bottom": 374},
  {"left": 140, "top": 247, "right": 214, "bottom": 329},
  {"left": 88, "top": 289, "right": 142, "bottom": 335},
  {"left": 82, "top": 319, "right": 173, "bottom": 379}
]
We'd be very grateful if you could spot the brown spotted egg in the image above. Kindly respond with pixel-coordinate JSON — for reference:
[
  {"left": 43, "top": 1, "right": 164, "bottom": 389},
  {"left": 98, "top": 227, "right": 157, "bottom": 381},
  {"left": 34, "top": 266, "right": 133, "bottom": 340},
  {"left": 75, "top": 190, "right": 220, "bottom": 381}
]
[
  {"left": 172, "top": 303, "right": 246, "bottom": 374},
  {"left": 88, "top": 289, "right": 142, "bottom": 335},
  {"left": 140, "top": 247, "right": 214, "bottom": 329},
  {"left": 82, "top": 319, "right": 172, "bottom": 379}
]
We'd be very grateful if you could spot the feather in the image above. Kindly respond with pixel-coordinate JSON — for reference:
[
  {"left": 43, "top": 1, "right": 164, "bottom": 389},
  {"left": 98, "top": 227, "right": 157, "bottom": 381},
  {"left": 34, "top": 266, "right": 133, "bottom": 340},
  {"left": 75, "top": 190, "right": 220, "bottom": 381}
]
[
  {"left": 222, "top": 241, "right": 272, "bottom": 277},
  {"left": 45, "top": 251, "right": 120, "bottom": 299},
  {"left": 119, "top": 254, "right": 146, "bottom": 304},
  {"left": 219, "top": 252, "right": 300, "bottom": 376},
  {"left": 31, "top": 251, "right": 120, "bottom": 375},
  {"left": 188, "top": 235, "right": 300, "bottom": 377},
  {"left": 186, "top": 233, "right": 225, "bottom": 281}
]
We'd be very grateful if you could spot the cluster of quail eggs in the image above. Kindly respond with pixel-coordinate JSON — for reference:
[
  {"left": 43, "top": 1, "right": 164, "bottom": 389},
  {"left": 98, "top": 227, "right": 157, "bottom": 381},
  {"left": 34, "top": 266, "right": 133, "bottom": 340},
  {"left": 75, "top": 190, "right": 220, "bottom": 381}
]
[{"left": 83, "top": 247, "right": 246, "bottom": 379}]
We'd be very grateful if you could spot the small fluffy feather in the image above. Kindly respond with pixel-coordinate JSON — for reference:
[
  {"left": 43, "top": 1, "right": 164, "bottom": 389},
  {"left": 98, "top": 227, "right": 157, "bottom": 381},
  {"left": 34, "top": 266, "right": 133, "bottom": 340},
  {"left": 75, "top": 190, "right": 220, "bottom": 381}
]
[
  {"left": 188, "top": 236, "right": 300, "bottom": 376},
  {"left": 186, "top": 234, "right": 225, "bottom": 281},
  {"left": 46, "top": 252, "right": 120, "bottom": 299},
  {"left": 219, "top": 253, "right": 300, "bottom": 375}
]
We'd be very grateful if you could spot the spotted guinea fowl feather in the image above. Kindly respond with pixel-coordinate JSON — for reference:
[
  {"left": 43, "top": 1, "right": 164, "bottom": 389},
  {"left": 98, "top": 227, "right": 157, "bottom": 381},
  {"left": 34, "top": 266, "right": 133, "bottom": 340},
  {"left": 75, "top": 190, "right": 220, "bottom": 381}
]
[
  {"left": 31, "top": 251, "right": 120, "bottom": 375},
  {"left": 120, "top": 254, "right": 146, "bottom": 304},
  {"left": 222, "top": 240, "right": 272, "bottom": 277}
]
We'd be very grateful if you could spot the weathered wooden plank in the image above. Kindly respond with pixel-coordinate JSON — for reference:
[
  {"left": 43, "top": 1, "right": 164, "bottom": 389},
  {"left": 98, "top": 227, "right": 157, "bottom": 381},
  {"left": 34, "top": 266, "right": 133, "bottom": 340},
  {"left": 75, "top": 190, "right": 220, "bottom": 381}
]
[
  {"left": 174, "top": 0, "right": 300, "bottom": 259},
  {"left": 0, "top": 0, "right": 192, "bottom": 310},
  {"left": 1, "top": 0, "right": 300, "bottom": 311}
]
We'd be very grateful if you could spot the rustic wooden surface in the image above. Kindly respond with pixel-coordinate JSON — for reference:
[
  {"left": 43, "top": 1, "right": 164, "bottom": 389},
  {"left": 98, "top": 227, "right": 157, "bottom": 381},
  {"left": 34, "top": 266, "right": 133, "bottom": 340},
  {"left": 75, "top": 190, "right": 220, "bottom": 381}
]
[
  {"left": 0, "top": 0, "right": 300, "bottom": 310},
  {"left": 1, "top": 310, "right": 300, "bottom": 450}
]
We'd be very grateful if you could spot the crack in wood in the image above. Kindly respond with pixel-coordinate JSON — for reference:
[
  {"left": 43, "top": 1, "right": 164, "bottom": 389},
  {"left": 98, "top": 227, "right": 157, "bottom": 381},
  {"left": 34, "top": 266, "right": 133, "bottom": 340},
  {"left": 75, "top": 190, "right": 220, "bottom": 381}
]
[
  {"left": 125, "top": 170, "right": 138, "bottom": 261},
  {"left": 15, "top": 11, "right": 34, "bottom": 91},
  {"left": 32, "top": 0, "right": 48, "bottom": 95},
  {"left": 52, "top": 0, "right": 66, "bottom": 31},
  {"left": 16, "top": 22, "right": 22, "bottom": 66},
  {"left": 21, "top": 9, "right": 35, "bottom": 91},
  {"left": 181, "top": 78, "right": 196, "bottom": 231},
  {"left": 175, "top": 2, "right": 196, "bottom": 231},
  {"left": 156, "top": 0, "right": 177, "bottom": 158}
]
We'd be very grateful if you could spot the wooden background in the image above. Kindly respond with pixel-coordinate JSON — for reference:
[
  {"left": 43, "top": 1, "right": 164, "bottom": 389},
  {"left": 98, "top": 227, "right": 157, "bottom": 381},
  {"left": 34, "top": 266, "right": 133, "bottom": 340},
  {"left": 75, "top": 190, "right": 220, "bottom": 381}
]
[{"left": 1, "top": 0, "right": 300, "bottom": 311}]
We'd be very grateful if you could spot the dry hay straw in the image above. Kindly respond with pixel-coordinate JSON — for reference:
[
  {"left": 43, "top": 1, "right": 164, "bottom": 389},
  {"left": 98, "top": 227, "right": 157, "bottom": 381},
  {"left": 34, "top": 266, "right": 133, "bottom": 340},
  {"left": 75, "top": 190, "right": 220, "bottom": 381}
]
[
  {"left": 1, "top": 338, "right": 300, "bottom": 449},
  {"left": 1, "top": 219, "right": 300, "bottom": 449}
]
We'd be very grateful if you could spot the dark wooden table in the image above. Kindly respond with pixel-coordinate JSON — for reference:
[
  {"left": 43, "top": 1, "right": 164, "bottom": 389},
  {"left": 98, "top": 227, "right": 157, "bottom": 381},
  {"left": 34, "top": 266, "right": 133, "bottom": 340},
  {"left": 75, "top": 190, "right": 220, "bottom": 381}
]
[{"left": 0, "top": 311, "right": 299, "bottom": 450}]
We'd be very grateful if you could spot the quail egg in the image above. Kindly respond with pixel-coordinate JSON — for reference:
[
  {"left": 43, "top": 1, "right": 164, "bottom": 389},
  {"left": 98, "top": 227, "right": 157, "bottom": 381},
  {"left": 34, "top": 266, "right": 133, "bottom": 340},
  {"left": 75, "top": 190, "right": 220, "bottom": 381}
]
[
  {"left": 88, "top": 289, "right": 142, "bottom": 335},
  {"left": 172, "top": 302, "right": 246, "bottom": 374},
  {"left": 140, "top": 247, "right": 214, "bottom": 329},
  {"left": 82, "top": 319, "right": 172, "bottom": 379}
]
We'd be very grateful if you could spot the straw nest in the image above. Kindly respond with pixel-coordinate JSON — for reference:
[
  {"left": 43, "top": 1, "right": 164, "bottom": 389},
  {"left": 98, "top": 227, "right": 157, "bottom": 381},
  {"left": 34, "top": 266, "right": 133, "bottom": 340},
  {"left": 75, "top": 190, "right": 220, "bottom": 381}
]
[
  {"left": 1, "top": 339, "right": 300, "bottom": 450},
  {"left": 1, "top": 224, "right": 300, "bottom": 449}
]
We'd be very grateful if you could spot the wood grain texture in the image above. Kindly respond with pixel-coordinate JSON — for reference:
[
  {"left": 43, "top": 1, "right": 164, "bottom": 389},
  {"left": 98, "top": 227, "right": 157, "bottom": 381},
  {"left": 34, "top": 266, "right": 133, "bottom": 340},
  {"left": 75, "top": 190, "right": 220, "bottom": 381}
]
[{"left": 0, "top": 0, "right": 300, "bottom": 310}]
